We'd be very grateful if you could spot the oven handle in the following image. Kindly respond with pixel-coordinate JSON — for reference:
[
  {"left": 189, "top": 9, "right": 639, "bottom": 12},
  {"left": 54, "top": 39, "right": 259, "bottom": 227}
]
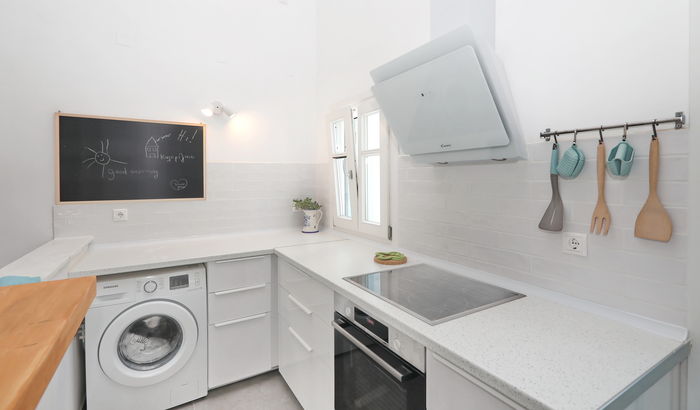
[{"left": 332, "top": 320, "right": 411, "bottom": 382}]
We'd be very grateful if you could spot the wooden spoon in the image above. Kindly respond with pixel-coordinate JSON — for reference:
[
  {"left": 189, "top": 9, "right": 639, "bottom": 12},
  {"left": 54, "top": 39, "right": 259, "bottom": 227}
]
[{"left": 634, "top": 138, "right": 672, "bottom": 242}]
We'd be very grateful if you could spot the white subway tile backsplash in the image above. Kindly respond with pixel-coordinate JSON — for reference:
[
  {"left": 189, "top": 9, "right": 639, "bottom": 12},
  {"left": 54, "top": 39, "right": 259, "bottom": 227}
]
[
  {"left": 54, "top": 162, "right": 329, "bottom": 243},
  {"left": 397, "top": 139, "right": 688, "bottom": 326}
]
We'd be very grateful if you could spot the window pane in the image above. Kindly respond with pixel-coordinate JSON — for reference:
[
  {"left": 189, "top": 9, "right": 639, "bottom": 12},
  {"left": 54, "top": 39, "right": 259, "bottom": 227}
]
[
  {"left": 363, "top": 155, "right": 380, "bottom": 224},
  {"left": 365, "top": 111, "right": 380, "bottom": 150},
  {"left": 333, "top": 158, "right": 352, "bottom": 219},
  {"left": 331, "top": 119, "right": 345, "bottom": 154}
]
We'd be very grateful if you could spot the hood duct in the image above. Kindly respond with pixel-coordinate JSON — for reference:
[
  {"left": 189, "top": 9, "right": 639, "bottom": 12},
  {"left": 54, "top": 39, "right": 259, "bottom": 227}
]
[{"left": 370, "top": 25, "right": 527, "bottom": 163}]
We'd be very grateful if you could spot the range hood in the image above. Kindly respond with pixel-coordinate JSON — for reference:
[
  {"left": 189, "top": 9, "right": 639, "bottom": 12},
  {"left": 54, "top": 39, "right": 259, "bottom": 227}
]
[{"left": 370, "top": 25, "right": 527, "bottom": 163}]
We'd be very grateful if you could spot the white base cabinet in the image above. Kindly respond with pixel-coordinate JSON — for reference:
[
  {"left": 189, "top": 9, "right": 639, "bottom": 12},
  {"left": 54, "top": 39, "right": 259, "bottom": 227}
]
[
  {"left": 206, "top": 255, "right": 273, "bottom": 389},
  {"left": 427, "top": 351, "right": 522, "bottom": 410},
  {"left": 277, "top": 258, "right": 334, "bottom": 410},
  {"left": 208, "top": 313, "right": 271, "bottom": 388}
]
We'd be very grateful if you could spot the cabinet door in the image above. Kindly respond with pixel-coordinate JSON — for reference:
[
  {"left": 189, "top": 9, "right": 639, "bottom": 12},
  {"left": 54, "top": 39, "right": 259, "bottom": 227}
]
[
  {"left": 208, "top": 313, "right": 272, "bottom": 389},
  {"left": 277, "top": 259, "right": 334, "bottom": 410},
  {"left": 427, "top": 352, "right": 521, "bottom": 410},
  {"left": 278, "top": 315, "right": 314, "bottom": 409}
]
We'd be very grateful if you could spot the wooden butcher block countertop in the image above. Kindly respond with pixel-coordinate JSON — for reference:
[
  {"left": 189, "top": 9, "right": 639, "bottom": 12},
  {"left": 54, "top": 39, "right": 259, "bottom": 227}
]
[{"left": 0, "top": 276, "right": 96, "bottom": 410}]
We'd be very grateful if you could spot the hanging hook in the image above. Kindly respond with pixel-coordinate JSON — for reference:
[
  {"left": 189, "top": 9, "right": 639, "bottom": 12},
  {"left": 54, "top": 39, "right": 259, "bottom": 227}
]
[
  {"left": 622, "top": 123, "right": 628, "bottom": 142},
  {"left": 553, "top": 133, "right": 558, "bottom": 148},
  {"left": 598, "top": 126, "right": 604, "bottom": 144},
  {"left": 652, "top": 120, "right": 658, "bottom": 140},
  {"left": 573, "top": 129, "right": 578, "bottom": 145}
]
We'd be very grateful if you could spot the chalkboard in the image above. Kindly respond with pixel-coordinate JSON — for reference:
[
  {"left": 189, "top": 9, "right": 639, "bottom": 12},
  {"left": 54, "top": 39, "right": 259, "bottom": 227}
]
[{"left": 56, "top": 114, "right": 206, "bottom": 203}]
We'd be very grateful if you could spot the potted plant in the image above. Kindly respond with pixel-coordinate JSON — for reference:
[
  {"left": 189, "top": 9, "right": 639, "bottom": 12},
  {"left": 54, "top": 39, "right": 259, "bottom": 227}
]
[{"left": 293, "top": 197, "right": 323, "bottom": 233}]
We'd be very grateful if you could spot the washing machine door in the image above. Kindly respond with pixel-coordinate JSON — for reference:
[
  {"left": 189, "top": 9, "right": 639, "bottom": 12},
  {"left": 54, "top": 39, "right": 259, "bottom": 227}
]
[{"left": 98, "top": 300, "right": 198, "bottom": 387}]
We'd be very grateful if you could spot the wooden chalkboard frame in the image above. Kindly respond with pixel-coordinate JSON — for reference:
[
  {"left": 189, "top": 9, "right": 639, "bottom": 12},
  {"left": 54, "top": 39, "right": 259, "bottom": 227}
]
[{"left": 54, "top": 112, "right": 207, "bottom": 204}]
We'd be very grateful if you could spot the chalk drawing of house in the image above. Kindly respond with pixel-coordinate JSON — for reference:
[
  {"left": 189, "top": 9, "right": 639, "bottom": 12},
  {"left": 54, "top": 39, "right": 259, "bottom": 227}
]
[{"left": 145, "top": 137, "right": 159, "bottom": 159}]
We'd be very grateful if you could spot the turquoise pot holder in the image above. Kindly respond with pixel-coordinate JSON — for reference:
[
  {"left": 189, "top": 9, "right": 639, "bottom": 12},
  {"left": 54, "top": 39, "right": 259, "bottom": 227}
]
[
  {"left": 556, "top": 143, "right": 585, "bottom": 178},
  {"left": 607, "top": 141, "right": 634, "bottom": 176}
]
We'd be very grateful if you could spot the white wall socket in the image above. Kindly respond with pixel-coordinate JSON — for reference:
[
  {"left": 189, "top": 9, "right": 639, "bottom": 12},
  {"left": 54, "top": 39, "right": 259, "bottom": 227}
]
[
  {"left": 562, "top": 232, "right": 587, "bottom": 256},
  {"left": 113, "top": 208, "right": 128, "bottom": 222}
]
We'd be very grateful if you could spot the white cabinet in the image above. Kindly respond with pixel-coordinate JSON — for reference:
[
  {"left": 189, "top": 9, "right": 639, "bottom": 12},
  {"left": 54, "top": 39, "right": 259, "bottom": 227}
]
[
  {"left": 208, "top": 313, "right": 271, "bottom": 389},
  {"left": 427, "top": 351, "right": 523, "bottom": 410},
  {"left": 277, "top": 258, "right": 334, "bottom": 410},
  {"left": 206, "top": 255, "right": 273, "bottom": 389}
]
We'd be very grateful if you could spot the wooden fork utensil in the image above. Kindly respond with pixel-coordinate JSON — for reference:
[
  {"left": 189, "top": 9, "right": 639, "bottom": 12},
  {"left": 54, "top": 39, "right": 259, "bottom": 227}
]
[{"left": 590, "top": 142, "right": 611, "bottom": 234}]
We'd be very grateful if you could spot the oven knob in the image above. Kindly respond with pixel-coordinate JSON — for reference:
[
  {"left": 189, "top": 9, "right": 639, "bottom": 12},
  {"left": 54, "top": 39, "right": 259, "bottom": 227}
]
[
  {"left": 143, "top": 280, "right": 158, "bottom": 293},
  {"left": 391, "top": 339, "right": 401, "bottom": 351}
]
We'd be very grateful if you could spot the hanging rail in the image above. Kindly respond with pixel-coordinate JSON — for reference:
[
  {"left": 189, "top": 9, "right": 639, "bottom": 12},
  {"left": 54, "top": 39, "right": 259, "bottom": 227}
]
[{"left": 539, "top": 112, "right": 686, "bottom": 141}]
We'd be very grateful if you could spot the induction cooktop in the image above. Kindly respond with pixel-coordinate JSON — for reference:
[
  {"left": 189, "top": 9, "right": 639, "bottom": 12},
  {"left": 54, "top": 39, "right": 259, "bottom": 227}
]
[{"left": 344, "top": 264, "right": 524, "bottom": 325}]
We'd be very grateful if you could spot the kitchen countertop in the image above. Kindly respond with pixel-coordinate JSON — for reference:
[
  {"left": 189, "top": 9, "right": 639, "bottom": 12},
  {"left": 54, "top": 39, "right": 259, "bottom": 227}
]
[
  {"left": 69, "top": 229, "right": 344, "bottom": 277},
  {"left": 0, "top": 276, "right": 96, "bottom": 410},
  {"left": 3, "top": 228, "right": 689, "bottom": 409},
  {"left": 0, "top": 236, "right": 92, "bottom": 280},
  {"left": 275, "top": 239, "right": 689, "bottom": 410}
]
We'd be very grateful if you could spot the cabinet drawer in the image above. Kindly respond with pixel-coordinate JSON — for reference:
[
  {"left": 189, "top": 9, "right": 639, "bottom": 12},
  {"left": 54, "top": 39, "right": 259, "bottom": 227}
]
[
  {"left": 278, "top": 259, "right": 333, "bottom": 324},
  {"left": 278, "top": 315, "right": 313, "bottom": 409},
  {"left": 208, "top": 313, "right": 272, "bottom": 389},
  {"left": 207, "top": 255, "right": 271, "bottom": 293},
  {"left": 278, "top": 286, "right": 334, "bottom": 358},
  {"left": 208, "top": 283, "right": 270, "bottom": 325}
]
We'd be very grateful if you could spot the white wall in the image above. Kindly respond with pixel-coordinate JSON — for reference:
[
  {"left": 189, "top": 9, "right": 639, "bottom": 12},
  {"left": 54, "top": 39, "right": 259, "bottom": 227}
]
[
  {"left": 494, "top": 0, "right": 688, "bottom": 143},
  {"left": 0, "top": 0, "right": 321, "bottom": 264}
]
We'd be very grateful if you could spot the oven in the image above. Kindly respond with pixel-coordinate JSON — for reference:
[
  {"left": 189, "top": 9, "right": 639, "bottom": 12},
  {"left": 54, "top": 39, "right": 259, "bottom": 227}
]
[{"left": 333, "top": 310, "right": 426, "bottom": 410}]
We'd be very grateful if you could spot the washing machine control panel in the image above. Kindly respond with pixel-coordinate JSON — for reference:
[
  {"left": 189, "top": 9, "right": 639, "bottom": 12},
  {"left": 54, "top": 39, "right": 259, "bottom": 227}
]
[{"left": 169, "top": 274, "right": 189, "bottom": 290}]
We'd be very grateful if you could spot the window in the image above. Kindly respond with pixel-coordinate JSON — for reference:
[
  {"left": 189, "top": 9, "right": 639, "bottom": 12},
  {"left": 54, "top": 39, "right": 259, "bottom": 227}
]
[{"left": 328, "top": 98, "right": 389, "bottom": 239}]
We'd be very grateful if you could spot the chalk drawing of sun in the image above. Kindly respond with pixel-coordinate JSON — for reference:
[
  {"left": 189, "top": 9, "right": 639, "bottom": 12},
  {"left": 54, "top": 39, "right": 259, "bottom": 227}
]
[{"left": 83, "top": 139, "right": 127, "bottom": 178}]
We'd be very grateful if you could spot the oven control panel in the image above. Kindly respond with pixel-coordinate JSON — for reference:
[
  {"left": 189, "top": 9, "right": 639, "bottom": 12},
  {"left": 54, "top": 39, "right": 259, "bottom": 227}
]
[{"left": 335, "top": 293, "right": 426, "bottom": 372}]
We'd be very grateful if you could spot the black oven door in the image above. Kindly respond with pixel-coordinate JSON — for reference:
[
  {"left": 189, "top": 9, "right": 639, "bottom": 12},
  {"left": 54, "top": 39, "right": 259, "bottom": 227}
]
[{"left": 333, "top": 313, "right": 426, "bottom": 410}]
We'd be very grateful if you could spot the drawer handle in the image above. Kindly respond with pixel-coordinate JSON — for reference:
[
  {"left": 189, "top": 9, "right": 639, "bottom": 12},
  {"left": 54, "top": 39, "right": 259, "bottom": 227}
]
[
  {"left": 213, "top": 312, "right": 267, "bottom": 328},
  {"left": 215, "top": 255, "right": 268, "bottom": 264},
  {"left": 287, "top": 294, "right": 313, "bottom": 315},
  {"left": 213, "top": 283, "right": 267, "bottom": 296},
  {"left": 288, "top": 326, "right": 313, "bottom": 352}
]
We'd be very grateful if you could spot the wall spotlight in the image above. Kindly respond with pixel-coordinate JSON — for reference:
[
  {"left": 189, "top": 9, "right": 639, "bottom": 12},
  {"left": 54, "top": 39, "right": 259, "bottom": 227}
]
[{"left": 201, "top": 101, "right": 236, "bottom": 118}]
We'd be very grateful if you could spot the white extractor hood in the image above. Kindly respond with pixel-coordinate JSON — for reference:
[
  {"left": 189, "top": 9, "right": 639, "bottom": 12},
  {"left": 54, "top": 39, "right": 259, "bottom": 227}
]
[{"left": 370, "top": 25, "right": 527, "bottom": 163}]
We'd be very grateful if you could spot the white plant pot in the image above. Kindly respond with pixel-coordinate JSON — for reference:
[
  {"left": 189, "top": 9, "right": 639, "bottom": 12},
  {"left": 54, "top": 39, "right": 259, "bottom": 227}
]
[{"left": 301, "top": 209, "right": 323, "bottom": 233}]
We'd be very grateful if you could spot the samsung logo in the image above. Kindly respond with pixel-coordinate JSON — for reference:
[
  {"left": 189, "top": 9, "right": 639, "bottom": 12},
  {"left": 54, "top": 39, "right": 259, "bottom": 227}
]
[{"left": 102, "top": 284, "right": 119, "bottom": 289}]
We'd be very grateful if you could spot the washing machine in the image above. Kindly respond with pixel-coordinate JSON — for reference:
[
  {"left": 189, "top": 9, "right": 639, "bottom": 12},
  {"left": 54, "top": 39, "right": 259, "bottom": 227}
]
[{"left": 85, "top": 264, "right": 207, "bottom": 409}]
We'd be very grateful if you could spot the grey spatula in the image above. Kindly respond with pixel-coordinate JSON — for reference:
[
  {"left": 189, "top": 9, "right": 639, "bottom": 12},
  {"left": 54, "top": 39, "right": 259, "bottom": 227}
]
[{"left": 539, "top": 143, "right": 564, "bottom": 231}]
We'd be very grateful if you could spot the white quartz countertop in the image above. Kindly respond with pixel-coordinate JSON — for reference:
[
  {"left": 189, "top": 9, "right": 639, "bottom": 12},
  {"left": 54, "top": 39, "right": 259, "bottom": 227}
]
[
  {"left": 68, "top": 229, "right": 344, "bottom": 277},
  {"left": 274, "top": 239, "right": 688, "bottom": 410},
  {"left": 0, "top": 236, "right": 93, "bottom": 280}
]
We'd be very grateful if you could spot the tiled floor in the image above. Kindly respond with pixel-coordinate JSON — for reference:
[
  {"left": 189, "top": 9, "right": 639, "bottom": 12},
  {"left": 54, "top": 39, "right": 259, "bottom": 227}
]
[{"left": 173, "top": 371, "right": 302, "bottom": 410}]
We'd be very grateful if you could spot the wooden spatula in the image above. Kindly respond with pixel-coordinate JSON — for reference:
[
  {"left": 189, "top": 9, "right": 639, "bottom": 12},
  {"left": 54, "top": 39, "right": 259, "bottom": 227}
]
[
  {"left": 635, "top": 138, "right": 672, "bottom": 242},
  {"left": 590, "top": 142, "right": 611, "bottom": 235}
]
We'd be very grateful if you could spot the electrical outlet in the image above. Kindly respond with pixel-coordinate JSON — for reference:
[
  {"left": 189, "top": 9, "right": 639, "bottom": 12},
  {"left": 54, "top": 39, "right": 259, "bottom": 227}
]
[
  {"left": 562, "top": 232, "right": 587, "bottom": 256},
  {"left": 113, "top": 208, "right": 128, "bottom": 222}
]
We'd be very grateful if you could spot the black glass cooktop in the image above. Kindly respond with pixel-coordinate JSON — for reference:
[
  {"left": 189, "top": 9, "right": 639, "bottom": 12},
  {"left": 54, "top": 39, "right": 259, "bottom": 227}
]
[{"left": 345, "top": 264, "right": 524, "bottom": 325}]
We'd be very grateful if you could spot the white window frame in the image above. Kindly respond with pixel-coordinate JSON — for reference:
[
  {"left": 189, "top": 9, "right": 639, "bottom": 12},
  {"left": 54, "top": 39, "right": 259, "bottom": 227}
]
[{"left": 327, "top": 97, "right": 390, "bottom": 240}]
